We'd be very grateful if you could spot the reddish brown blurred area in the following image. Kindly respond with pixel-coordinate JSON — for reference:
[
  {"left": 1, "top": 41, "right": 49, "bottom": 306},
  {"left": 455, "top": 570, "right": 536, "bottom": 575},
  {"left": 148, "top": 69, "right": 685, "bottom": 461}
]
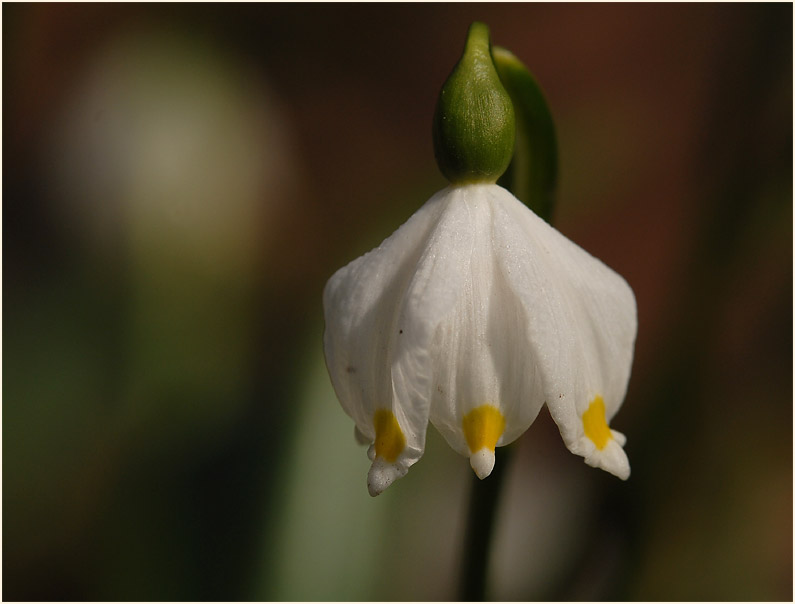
[{"left": 3, "top": 3, "right": 792, "bottom": 601}]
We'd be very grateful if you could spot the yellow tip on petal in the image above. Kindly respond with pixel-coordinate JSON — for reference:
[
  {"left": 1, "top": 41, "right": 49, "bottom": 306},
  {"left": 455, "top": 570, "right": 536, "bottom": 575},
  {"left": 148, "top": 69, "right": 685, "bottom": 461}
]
[
  {"left": 462, "top": 404, "right": 506, "bottom": 454},
  {"left": 582, "top": 395, "right": 612, "bottom": 450},
  {"left": 373, "top": 409, "right": 406, "bottom": 463}
]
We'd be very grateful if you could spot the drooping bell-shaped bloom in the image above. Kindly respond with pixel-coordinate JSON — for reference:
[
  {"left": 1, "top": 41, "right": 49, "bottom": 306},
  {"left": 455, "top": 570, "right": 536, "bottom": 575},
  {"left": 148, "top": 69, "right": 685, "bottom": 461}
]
[
  {"left": 323, "top": 183, "right": 637, "bottom": 496},
  {"left": 323, "top": 22, "right": 637, "bottom": 496}
]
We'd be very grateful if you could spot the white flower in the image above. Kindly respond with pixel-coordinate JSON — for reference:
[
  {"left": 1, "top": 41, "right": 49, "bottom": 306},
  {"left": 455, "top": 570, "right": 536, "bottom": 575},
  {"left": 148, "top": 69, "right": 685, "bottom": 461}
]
[{"left": 323, "top": 183, "right": 637, "bottom": 496}]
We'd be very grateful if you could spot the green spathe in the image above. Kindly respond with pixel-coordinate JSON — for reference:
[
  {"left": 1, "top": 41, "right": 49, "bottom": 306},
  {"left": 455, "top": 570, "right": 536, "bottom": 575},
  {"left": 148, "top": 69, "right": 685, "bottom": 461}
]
[
  {"left": 432, "top": 22, "right": 515, "bottom": 184},
  {"left": 493, "top": 46, "right": 558, "bottom": 223}
]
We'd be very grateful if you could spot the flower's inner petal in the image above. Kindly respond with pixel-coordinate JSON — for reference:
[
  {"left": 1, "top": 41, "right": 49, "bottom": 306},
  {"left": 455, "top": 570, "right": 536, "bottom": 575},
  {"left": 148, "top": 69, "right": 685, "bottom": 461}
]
[
  {"left": 367, "top": 411, "right": 410, "bottom": 495},
  {"left": 463, "top": 405, "right": 505, "bottom": 479},
  {"left": 323, "top": 190, "right": 453, "bottom": 488},
  {"left": 582, "top": 395, "right": 611, "bottom": 450},
  {"left": 363, "top": 187, "right": 479, "bottom": 494},
  {"left": 427, "top": 185, "right": 546, "bottom": 469},
  {"left": 385, "top": 187, "right": 477, "bottom": 458},
  {"left": 491, "top": 185, "right": 636, "bottom": 479},
  {"left": 462, "top": 405, "right": 506, "bottom": 454},
  {"left": 577, "top": 395, "right": 630, "bottom": 479},
  {"left": 487, "top": 202, "right": 547, "bottom": 444},
  {"left": 326, "top": 186, "right": 486, "bottom": 494},
  {"left": 372, "top": 408, "right": 406, "bottom": 463}
]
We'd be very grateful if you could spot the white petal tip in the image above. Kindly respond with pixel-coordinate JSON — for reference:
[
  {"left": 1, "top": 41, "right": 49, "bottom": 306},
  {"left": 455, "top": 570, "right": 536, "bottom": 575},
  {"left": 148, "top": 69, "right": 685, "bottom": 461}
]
[
  {"left": 611, "top": 429, "right": 627, "bottom": 447},
  {"left": 582, "top": 438, "right": 631, "bottom": 480},
  {"left": 469, "top": 448, "right": 496, "bottom": 480},
  {"left": 367, "top": 458, "right": 406, "bottom": 497},
  {"left": 604, "top": 459, "right": 631, "bottom": 481},
  {"left": 366, "top": 444, "right": 376, "bottom": 461}
]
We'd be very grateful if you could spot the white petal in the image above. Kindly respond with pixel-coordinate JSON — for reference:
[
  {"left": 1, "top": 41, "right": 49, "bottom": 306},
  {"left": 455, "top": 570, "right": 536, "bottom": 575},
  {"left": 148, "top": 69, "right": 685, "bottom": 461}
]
[
  {"left": 353, "top": 426, "right": 370, "bottom": 446},
  {"left": 426, "top": 185, "right": 545, "bottom": 478},
  {"left": 367, "top": 458, "right": 406, "bottom": 497},
  {"left": 490, "top": 185, "right": 637, "bottom": 479},
  {"left": 323, "top": 187, "right": 473, "bottom": 493}
]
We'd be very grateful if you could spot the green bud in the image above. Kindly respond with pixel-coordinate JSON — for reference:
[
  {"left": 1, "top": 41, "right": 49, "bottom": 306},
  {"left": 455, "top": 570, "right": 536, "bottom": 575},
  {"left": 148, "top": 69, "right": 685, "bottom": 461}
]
[{"left": 432, "top": 22, "right": 515, "bottom": 184}]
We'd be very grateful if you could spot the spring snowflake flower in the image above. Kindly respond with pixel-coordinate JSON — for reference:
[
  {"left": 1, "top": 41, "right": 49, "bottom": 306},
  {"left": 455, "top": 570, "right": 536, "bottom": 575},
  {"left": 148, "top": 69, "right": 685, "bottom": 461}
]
[
  {"left": 323, "top": 183, "right": 637, "bottom": 496},
  {"left": 323, "top": 22, "right": 636, "bottom": 496}
]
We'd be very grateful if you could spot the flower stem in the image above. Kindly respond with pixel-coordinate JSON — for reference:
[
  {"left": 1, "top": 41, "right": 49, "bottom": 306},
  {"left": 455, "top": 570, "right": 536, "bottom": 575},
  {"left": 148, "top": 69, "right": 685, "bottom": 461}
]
[
  {"left": 457, "top": 27, "right": 557, "bottom": 601},
  {"left": 458, "top": 446, "right": 513, "bottom": 601}
]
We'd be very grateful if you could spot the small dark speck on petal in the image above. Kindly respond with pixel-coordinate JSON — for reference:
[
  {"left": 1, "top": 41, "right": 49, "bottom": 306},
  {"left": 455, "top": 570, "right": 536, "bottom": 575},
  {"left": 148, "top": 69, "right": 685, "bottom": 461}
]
[
  {"left": 399, "top": 329, "right": 403, "bottom": 334},
  {"left": 346, "top": 366, "right": 356, "bottom": 373}
]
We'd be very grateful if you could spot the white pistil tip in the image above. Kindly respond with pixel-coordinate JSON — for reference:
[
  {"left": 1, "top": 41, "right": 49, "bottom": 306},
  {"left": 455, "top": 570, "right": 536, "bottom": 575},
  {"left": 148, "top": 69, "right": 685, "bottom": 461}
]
[
  {"left": 367, "top": 458, "right": 404, "bottom": 497},
  {"left": 469, "top": 448, "right": 496, "bottom": 480}
]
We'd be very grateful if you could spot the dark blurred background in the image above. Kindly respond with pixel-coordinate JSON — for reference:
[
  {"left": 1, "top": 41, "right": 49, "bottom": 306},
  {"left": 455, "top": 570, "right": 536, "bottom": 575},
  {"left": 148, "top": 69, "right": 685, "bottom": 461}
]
[{"left": 3, "top": 3, "right": 792, "bottom": 601}]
